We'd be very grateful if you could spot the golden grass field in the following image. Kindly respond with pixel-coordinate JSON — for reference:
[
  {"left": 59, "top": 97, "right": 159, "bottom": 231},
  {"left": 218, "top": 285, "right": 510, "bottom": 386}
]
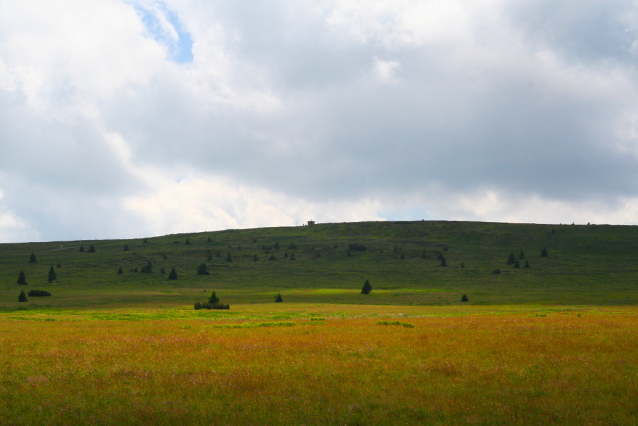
[{"left": 1, "top": 304, "right": 636, "bottom": 425}]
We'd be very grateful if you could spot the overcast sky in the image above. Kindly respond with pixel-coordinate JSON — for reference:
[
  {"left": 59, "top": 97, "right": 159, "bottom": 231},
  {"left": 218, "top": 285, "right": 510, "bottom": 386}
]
[{"left": 1, "top": 0, "right": 638, "bottom": 242}]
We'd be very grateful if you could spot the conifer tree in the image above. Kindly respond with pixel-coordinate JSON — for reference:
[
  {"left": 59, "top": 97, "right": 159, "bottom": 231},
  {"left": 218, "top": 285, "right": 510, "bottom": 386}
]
[
  {"left": 421, "top": 249, "right": 426, "bottom": 258},
  {"left": 124, "top": 244, "right": 129, "bottom": 251},
  {"left": 274, "top": 242, "right": 280, "bottom": 250},
  {"left": 524, "top": 260, "right": 530, "bottom": 268},
  {"left": 185, "top": 238, "right": 190, "bottom": 245},
  {"left": 160, "top": 267, "right": 166, "bottom": 274},
  {"left": 393, "top": 245, "right": 398, "bottom": 253},
  {"left": 208, "top": 291, "right": 220, "bottom": 305},
  {"left": 197, "top": 263, "right": 210, "bottom": 275},
  {"left": 118, "top": 267, "right": 123, "bottom": 275},
  {"left": 17, "top": 271, "right": 27, "bottom": 285},
  {"left": 253, "top": 254, "right": 258, "bottom": 261},
  {"left": 347, "top": 249, "right": 352, "bottom": 257},
  {"left": 441, "top": 257, "right": 447, "bottom": 267},
  {"left": 79, "top": 245, "right": 84, "bottom": 252},
  {"left": 519, "top": 250, "right": 525, "bottom": 259},
  {"left": 361, "top": 279, "right": 372, "bottom": 294},
  {"left": 275, "top": 293, "right": 283, "bottom": 303},
  {"left": 284, "top": 251, "right": 288, "bottom": 259},
  {"left": 207, "top": 237, "right": 212, "bottom": 243},
  {"left": 514, "top": 259, "right": 520, "bottom": 268},
  {"left": 88, "top": 245, "right": 96, "bottom": 253},
  {"left": 461, "top": 294, "right": 469, "bottom": 302},
  {"left": 18, "top": 290, "right": 28, "bottom": 303},
  {"left": 29, "top": 253, "right": 36, "bottom": 263},
  {"left": 168, "top": 267, "right": 178, "bottom": 280},
  {"left": 541, "top": 247, "right": 549, "bottom": 257},
  {"left": 290, "top": 253, "right": 295, "bottom": 261},
  {"left": 48, "top": 266, "right": 57, "bottom": 282},
  {"left": 507, "top": 252, "right": 515, "bottom": 265},
  {"left": 461, "top": 262, "right": 465, "bottom": 269},
  {"left": 226, "top": 252, "right": 232, "bottom": 262},
  {"left": 207, "top": 252, "right": 213, "bottom": 262},
  {"left": 316, "top": 252, "right": 321, "bottom": 258}
]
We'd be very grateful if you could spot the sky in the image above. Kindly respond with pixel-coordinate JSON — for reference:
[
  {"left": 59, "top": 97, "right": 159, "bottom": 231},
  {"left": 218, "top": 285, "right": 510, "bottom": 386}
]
[{"left": 1, "top": 0, "right": 638, "bottom": 243}]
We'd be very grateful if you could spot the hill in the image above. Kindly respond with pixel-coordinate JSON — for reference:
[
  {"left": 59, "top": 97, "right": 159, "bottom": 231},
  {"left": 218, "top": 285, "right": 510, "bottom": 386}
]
[{"left": 2, "top": 220, "right": 638, "bottom": 310}]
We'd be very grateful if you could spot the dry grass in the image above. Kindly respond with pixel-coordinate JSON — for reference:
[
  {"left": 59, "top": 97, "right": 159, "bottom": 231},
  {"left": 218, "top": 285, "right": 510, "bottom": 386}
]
[{"left": 1, "top": 306, "right": 637, "bottom": 425}]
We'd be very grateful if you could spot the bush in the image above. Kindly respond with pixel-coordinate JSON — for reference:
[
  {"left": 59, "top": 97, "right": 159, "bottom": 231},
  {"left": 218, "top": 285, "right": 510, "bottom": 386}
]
[
  {"left": 421, "top": 249, "right": 426, "bottom": 258},
  {"left": 18, "top": 290, "right": 28, "bottom": 303},
  {"left": 492, "top": 269, "right": 501, "bottom": 274},
  {"left": 118, "top": 267, "right": 123, "bottom": 275},
  {"left": 207, "top": 237, "right": 212, "bottom": 243},
  {"left": 202, "top": 302, "right": 230, "bottom": 310},
  {"left": 194, "top": 301, "right": 202, "bottom": 310},
  {"left": 393, "top": 245, "right": 398, "bottom": 253},
  {"left": 168, "top": 267, "right": 178, "bottom": 280},
  {"left": 284, "top": 251, "right": 289, "bottom": 259},
  {"left": 268, "top": 255, "right": 277, "bottom": 261},
  {"left": 401, "top": 254, "right": 405, "bottom": 259},
  {"left": 88, "top": 245, "right": 96, "bottom": 253},
  {"left": 461, "top": 294, "right": 469, "bottom": 302},
  {"left": 541, "top": 247, "right": 549, "bottom": 257},
  {"left": 28, "top": 290, "right": 51, "bottom": 297},
  {"left": 123, "top": 244, "right": 129, "bottom": 251},
  {"left": 197, "top": 263, "right": 210, "bottom": 275},
  {"left": 29, "top": 253, "right": 36, "bottom": 263},
  {"left": 253, "top": 254, "right": 258, "bottom": 261},
  {"left": 227, "top": 252, "right": 232, "bottom": 262},
  {"left": 347, "top": 249, "right": 352, "bottom": 257},
  {"left": 143, "top": 239, "right": 148, "bottom": 244},
  {"left": 316, "top": 252, "right": 321, "bottom": 258},
  {"left": 17, "top": 271, "right": 27, "bottom": 285},
  {"left": 348, "top": 243, "right": 367, "bottom": 251},
  {"left": 160, "top": 267, "right": 166, "bottom": 274},
  {"left": 440, "top": 257, "right": 447, "bottom": 267},
  {"left": 275, "top": 293, "right": 283, "bottom": 303},
  {"left": 361, "top": 279, "right": 372, "bottom": 295},
  {"left": 288, "top": 243, "right": 297, "bottom": 250},
  {"left": 274, "top": 242, "right": 280, "bottom": 250},
  {"left": 461, "top": 262, "right": 465, "bottom": 268},
  {"left": 56, "top": 263, "right": 61, "bottom": 268},
  {"left": 79, "top": 245, "right": 84, "bottom": 252},
  {"left": 290, "top": 253, "right": 295, "bottom": 261},
  {"left": 207, "top": 252, "right": 213, "bottom": 261},
  {"left": 163, "top": 254, "right": 168, "bottom": 260}
]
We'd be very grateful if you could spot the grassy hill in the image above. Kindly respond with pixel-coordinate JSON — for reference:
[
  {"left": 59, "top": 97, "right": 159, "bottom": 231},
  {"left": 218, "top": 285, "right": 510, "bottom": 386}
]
[{"left": 2, "top": 220, "right": 637, "bottom": 310}]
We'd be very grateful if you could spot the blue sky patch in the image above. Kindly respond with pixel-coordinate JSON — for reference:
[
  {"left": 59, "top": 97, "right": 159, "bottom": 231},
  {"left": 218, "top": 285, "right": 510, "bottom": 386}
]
[{"left": 135, "top": 2, "right": 193, "bottom": 63}]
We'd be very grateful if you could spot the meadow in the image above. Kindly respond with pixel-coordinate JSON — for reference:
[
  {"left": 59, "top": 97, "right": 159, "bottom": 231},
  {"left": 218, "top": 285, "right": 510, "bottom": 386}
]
[{"left": 1, "top": 221, "right": 637, "bottom": 424}]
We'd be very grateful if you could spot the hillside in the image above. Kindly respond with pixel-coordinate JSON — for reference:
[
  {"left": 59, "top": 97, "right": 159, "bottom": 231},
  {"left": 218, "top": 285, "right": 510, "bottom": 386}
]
[{"left": 2, "top": 220, "right": 638, "bottom": 309}]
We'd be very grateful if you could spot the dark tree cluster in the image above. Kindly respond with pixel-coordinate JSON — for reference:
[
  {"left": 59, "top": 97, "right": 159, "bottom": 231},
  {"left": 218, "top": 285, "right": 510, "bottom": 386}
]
[
  {"left": 28, "top": 290, "right": 51, "bottom": 297},
  {"left": 194, "top": 291, "right": 230, "bottom": 310},
  {"left": 349, "top": 243, "right": 367, "bottom": 252},
  {"left": 196, "top": 263, "right": 210, "bottom": 275},
  {"left": 140, "top": 261, "right": 153, "bottom": 273}
]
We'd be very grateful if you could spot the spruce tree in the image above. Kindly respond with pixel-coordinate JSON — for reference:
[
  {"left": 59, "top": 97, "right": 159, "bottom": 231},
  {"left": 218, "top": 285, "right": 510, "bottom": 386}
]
[
  {"left": 207, "top": 237, "right": 212, "bottom": 243},
  {"left": 284, "top": 251, "right": 289, "bottom": 259},
  {"left": 461, "top": 294, "right": 469, "bottom": 302},
  {"left": 185, "top": 238, "right": 190, "bottom": 245},
  {"left": 519, "top": 250, "right": 525, "bottom": 259},
  {"left": 207, "top": 252, "right": 213, "bottom": 262},
  {"left": 316, "top": 252, "right": 321, "bottom": 258},
  {"left": 461, "top": 262, "right": 465, "bottom": 269},
  {"left": 88, "top": 245, "right": 96, "bottom": 253},
  {"left": 514, "top": 259, "right": 520, "bottom": 268},
  {"left": 401, "top": 254, "right": 405, "bottom": 259},
  {"left": 160, "top": 267, "right": 166, "bottom": 274},
  {"left": 253, "top": 254, "right": 258, "bottom": 261},
  {"left": 275, "top": 293, "right": 283, "bottom": 303},
  {"left": 197, "top": 263, "right": 209, "bottom": 275},
  {"left": 541, "top": 247, "right": 549, "bottom": 257},
  {"left": 29, "top": 253, "right": 36, "bottom": 263},
  {"left": 226, "top": 252, "right": 232, "bottom": 262},
  {"left": 421, "top": 249, "right": 426, "bottom": 258},
  {"left": 524, "top": 260, "right": 530, "bottom": 268},
  {"left": 79, "top": 245, "right": 84, "bottom": 252},
  {"left": 361, "top": 279, "right": 372, "bottom": 294},
  {"left": 48, "top": 266, "right": 57, "bottom": 282},
  {"left": 56, "top": 263, "right": 61, "bottom": 268},
  {"left": 118, "top": 267, "right": 123, "bottom": 275},
  {"left": 168, "top": 267, "right": 178, "bottom": 280},
  {"left": 17, "top": 271, "right": 27, "bottom": 285},
  {"left": 441, "top": 257, "right": 447, "bottom": 267},
  {"left": 290, "top": 253, "right": 295, "bottom": 261},
  {"left": 274, "top": 242, "right": 280, "bottom": 250},
  {"left": 507, "top": 252, "right": 515, "bottom": 265},
  {"left": 347, "top": 249, "right": 352, "bottom": 257},
  {"left": 18, "top": 290, "right": 28, "bottom": 303},
  {"left": 208, "top": 291, "right": 220, "bottom": 305},
  {"left": 124, "top": 244, "right": 129, "bottom": 251}
]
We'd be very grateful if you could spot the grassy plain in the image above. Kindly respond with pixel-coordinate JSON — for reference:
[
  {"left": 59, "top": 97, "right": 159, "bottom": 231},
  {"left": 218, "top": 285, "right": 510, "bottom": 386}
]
[{"left": 1, "top": 221, "right": 637, "bottom": 424}]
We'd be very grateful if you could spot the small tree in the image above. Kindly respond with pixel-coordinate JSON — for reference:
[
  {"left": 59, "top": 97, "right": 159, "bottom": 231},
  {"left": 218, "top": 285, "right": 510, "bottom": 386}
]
[
  {"left": 207, "top": 252, "right": 213, "bottom": 262},
  {"left": 401, "top": 254, "right": 405, "bottom": 259},
  {"left": 421, "top": 249, "right": 426, "bottom": 259},
  {"left": 290, "top": 252, "right": 295, "bottom": 261},
  {"left": 519, "top": 250, "right": 525, "bottom": 259},
  {"left": 284, "top": 251, "right": 289, "bottom": 259},
  {"left": 207, "top": 237, "right": 212, "bottom": 243},
  {"left": 275, "top": 293, "right": 283, "bottom": 303},
  {"left": 197, "top": 263, "right": 210, "bottom": 275},
  {"left": 274, "top": 242, "right": 280, "bottom": 250},
  {"left": 17, "top": 271, "right": 27, "bottom": 285},
  {"left": 253, "top": 254, "right": 258, "bottom": 261},
  {"left": 514, "top": 259, "right": 520, "bottom": 268},
  {"left": 216, "top": 251, "right": 221, "bottom": 258},
  {"left": 393, "top": 245, "right": 398, "bottom": 253},
  {"left": 492, "top": 268, "right": 501, "bottom": 274},
  {"left": 441, "top": 257, "right": 447, "bottom": 267},
  {"left": 88, "top": 245, "right": 96, "bottom": 253},
  {"left": 361, "top": 279, "right": 372, "bottom": 295},
  {"left": 194, "top": 301, "right": 203, "bottom": 310},
  {"left": 56, "top": 263, "right": 61, "bottom": 268},
  {"left": 316, "top": 252, "right": 321, "bottom": 258},
  {"left": 551, "top": 228, "right": 555, "bottom": 234},
  {"left": 48, "top": 266, "right": 57, "bottom": 282},
  {"left": 226, "top": 252, "right": 232, "bottom": 262},
  {"left": 460, "top": 262, "right": 465, "bottom": 268},
  {"left": 124, "top": 244, "right": 129, "bottom": 251},
  {"left": 18, "top": 290, "right": 28, "bottom": 303},
  {"left": 347, "top": 249, "right": 352, "bottom": 257},
  {"left": 79, "top": 245, "right": 84, "bottom": 252},
  {"left": 208, "top": 291, "right": 220, "bottom": 305},
  {"left": 160, "top": 267, "right": 166, "bottom": 274},
  {"left": 541, "top": 247, "right": 549, "bottom": 257},
  {"left": 507, "top": 252, "right": 515, "bottom": 265},
  {"left": 168, "top": 267, "right": 178, "bottom": 280},
  {"left": 118, "top": 267, "right": 123, "bottom": 275},
  {"left": 461, "top": 294, "right": 469, "bottom": 302},
  {"left": 29, "top": 253, "right": 36, "bottom": 263},
  {"left": 141, "top": 261, "right": 153, "bottom": 273},
  {"left": 268, "top": 255, "right": 277, "bottom": 261},
  {"left": 185, "top": 238, "right": 191, "bottom": 245},
  {"left": 524, "top": 260, "right": 530, "bottom": 268}
]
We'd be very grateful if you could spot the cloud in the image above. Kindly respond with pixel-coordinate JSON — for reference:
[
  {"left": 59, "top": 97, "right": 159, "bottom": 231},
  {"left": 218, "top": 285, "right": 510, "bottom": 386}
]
[{"left": 2, "top": 0, "right": 638, "bottom": 242}]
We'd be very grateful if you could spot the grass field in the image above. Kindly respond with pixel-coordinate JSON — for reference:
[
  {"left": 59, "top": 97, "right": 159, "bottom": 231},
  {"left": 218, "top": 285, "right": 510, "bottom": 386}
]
[{"left": 1, "top": 221, "right": 637, "bottom": 424}]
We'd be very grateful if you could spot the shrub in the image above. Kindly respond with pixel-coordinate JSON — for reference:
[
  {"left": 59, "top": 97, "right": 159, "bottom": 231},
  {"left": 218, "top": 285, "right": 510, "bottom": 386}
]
[
  {"left": 348, "top": 243, "right": 367, "bottom": 251},
  {"left": 290, "top": 253, "right": 295, "bottom": 261},
  {"left": 28, "top": 290, "right": 51, "bottom": 297},
  {"left": 123, "top": 244, "right": 129, "bottom": 251},
  {"left": 401, "top": 254, "right": 405, "bottom": 259},
  {"left": 551, "top": 228, "right": 555, "bottom": 234},
  {"left": 288, "top": 243, "right": 297, "bottom": 250},
  {"left": 227, "top": 252, "right": 232, "bottom": 262},
  {"left": 29, "top": 253, "right": 36, "bottom": 263},
  {"left": 88, "top": 245, "right": 96, "bottom": 253},
  {"left": 133, "top": 267, "right": 139, "bottom": 272},
  {"left": 268, "top": 255, "right": 277, "bottom": 261},
  {"left": 361, "top": 279, "right": 372, "bottom": 294},
  {"left": 443, "top": 247, "right": 448, "bottom": 252},
  {"left": 118, "top": 267, "right": 123, "bottom": 275},
  {"left": 185, "top": 238, "right": 190, "bottom": 245},
  {"left": 216, "top": 251, "right": 221, "bottom": 258},
  {"left": 197, "top": 263, "right": 210, "bottom": 275},
  {"left": 160, "top": 267, "right": 166, "bottom": 274},
  {"left": 461, "top": 294, "right": 469, "bottom": 302},
  {"left": 492, "top": 268, "right": 501, "bottom": 274},
  {"left": 461, "top": 262, "right": 465, "bottom": 268},
  {"left": 393, "top": 245, "right": 398, "bottom": 253},
  {"left": 421, "top": 249, "right": 426, "bottom": 258},
  {"left": 194, "top": 301, "right": 202, "bottom": 310},
  {"left": 79, "top": 245, "right": 84, "bottom": 252},
  {"left": 18, "top": 290, "right": 28, "bottom": 303},
  {"left": 274, "top": 242, "right": 280, "bottom": 250},
  {"left": 48, "top": 266, "right": 57, "bottom": 282},
  {"left": 507, "top": 252, "right": 515, "bottom": 265},
  {"left": 440, "top": 257, "right": 447, "bottom": 267},
  {"left": 207, "top": 237, "right": 212, "bottom": 243},
  {"left": 207, "top": 252, "right": 213, "bottom": 261},
  {"left": 17, "top": 271, "right": 27, "bottom": 285},
  {"left": 316, "top": 252, "right": 321, "bottom": 258},
  {"left": 143, "top": 239, "right": 148, "bottom": 244},
  {"left": 163, "top": 254, "right": 168, "bottom": 260},
  {"left": 541, "top": 247, "right": 549, "bottom": 257},
  {"left": 284, "top": 251, "right": 288, "bottom": 259},
  {"left": 168, "top": 267, "right": 178, "bottom": 280},
  {"left": 275, "top": 293, "right": 283, "bottom": 303}
]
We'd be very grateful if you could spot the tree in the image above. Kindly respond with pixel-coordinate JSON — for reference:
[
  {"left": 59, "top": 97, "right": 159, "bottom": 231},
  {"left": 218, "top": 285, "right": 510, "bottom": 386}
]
[
  {"left": 197, "top": 263, "right": 210, "bottom": 275},
  {"left": 514, "top": 259, "right": 520, "bottom": 268},
  {"left": 79, "top": 245, "right": 84, "bottom": 252},
  {"left": 507, "top": 252, "right": 515, "bottom": 265},
  {"left": 524, "top": 260, "right": 530, "bottom": 268},
  {"left": 56, "top": 263, "right": 61, "bottom": 268},
  {"left": 316, "top": 252, "right": 321, "bottom": 258},
  {"left": 461, "top": 294, "right": 469, "bottom": 302},
  {"left": 274, "top": 242, "right": 280, "bottom": 250},
  {"left": 441, "top": 257, "right": 447, "bottom": 267},
  {"left": 207, "top": 237, "right": 212, "bottom": 243},
  {"left": 160, "top": 267, "right": 166, "bottom": 274},
  {"left": 268, "top": 255, "right": 277, "bottom": 261},
  {"left": 461, "top": 262, "right": 465, "bottom": 269},
  {"left": 421, "top": 249, "right": 426, "bottom": 258},
  {"left": 393, "top": 245, "right": 398, "bottom": 253},
  {"left": 207, "top": 252, "right": 213, "bottom": 262},
  {"left": 118, "top": 267, "right": 123, "bottom": 275},
  {"left": 17, "top": 271, "right": 27, "bottom": 285},
  {"left": 347, "top": 249, "right": 352, "bottom": 257},
  {"left": 275, "top": 293, "right": 283, "bottom": 303},
  {"left": 361, "top": 279, "right": 372, "bottom": 294},
  {"left": 290, "top": 252, "right": 295, "bottom": 261},
  {"left": 168, "top": 267, "right": 178, "bottom": 280},
  {"left": 48, "top": 266, "right": 57, "bottom": 282},
  {"left": 185, "top": 238, "right": 191, "bottom": 245},
  {"left": 541, "top": 247, "right": 549, "bottom": 257},
  {"left": 253, "top": 254, "right": 258, "bottom": 261},
  {"left": 18, "top": 290, "right": 28, "bottom": 303},
  {"left": 123, "top": 244, "right": 129, "bottom": 251},
  {"left": 29, "top": 253, "right": 36, "bottom": 263},
  {"left": 208, "top": 291, "right": 220, "bottom": 305},
  {"left": 519, "top": 250, "right": 525, "bottom": 259},
  {"left": 401, "top": 254, "right": 405, "bottom": 259},
  {"left": 551, "top": 228, "right": 555, "bottom": 234},
  {"left": 284, "top": 251, "right": 289, "bottom": 259},
  {"left": 226, "top": 252, "right": 232, "bottom": 262},
  {"left": 194, "top": 301, "right": 203, "bottom": 310},
  {"left": 141, "top": 261, "right": 153, "bottom": 273},
  {"left": 87, "top": 245, "right": 96, "bottom": 253}
]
